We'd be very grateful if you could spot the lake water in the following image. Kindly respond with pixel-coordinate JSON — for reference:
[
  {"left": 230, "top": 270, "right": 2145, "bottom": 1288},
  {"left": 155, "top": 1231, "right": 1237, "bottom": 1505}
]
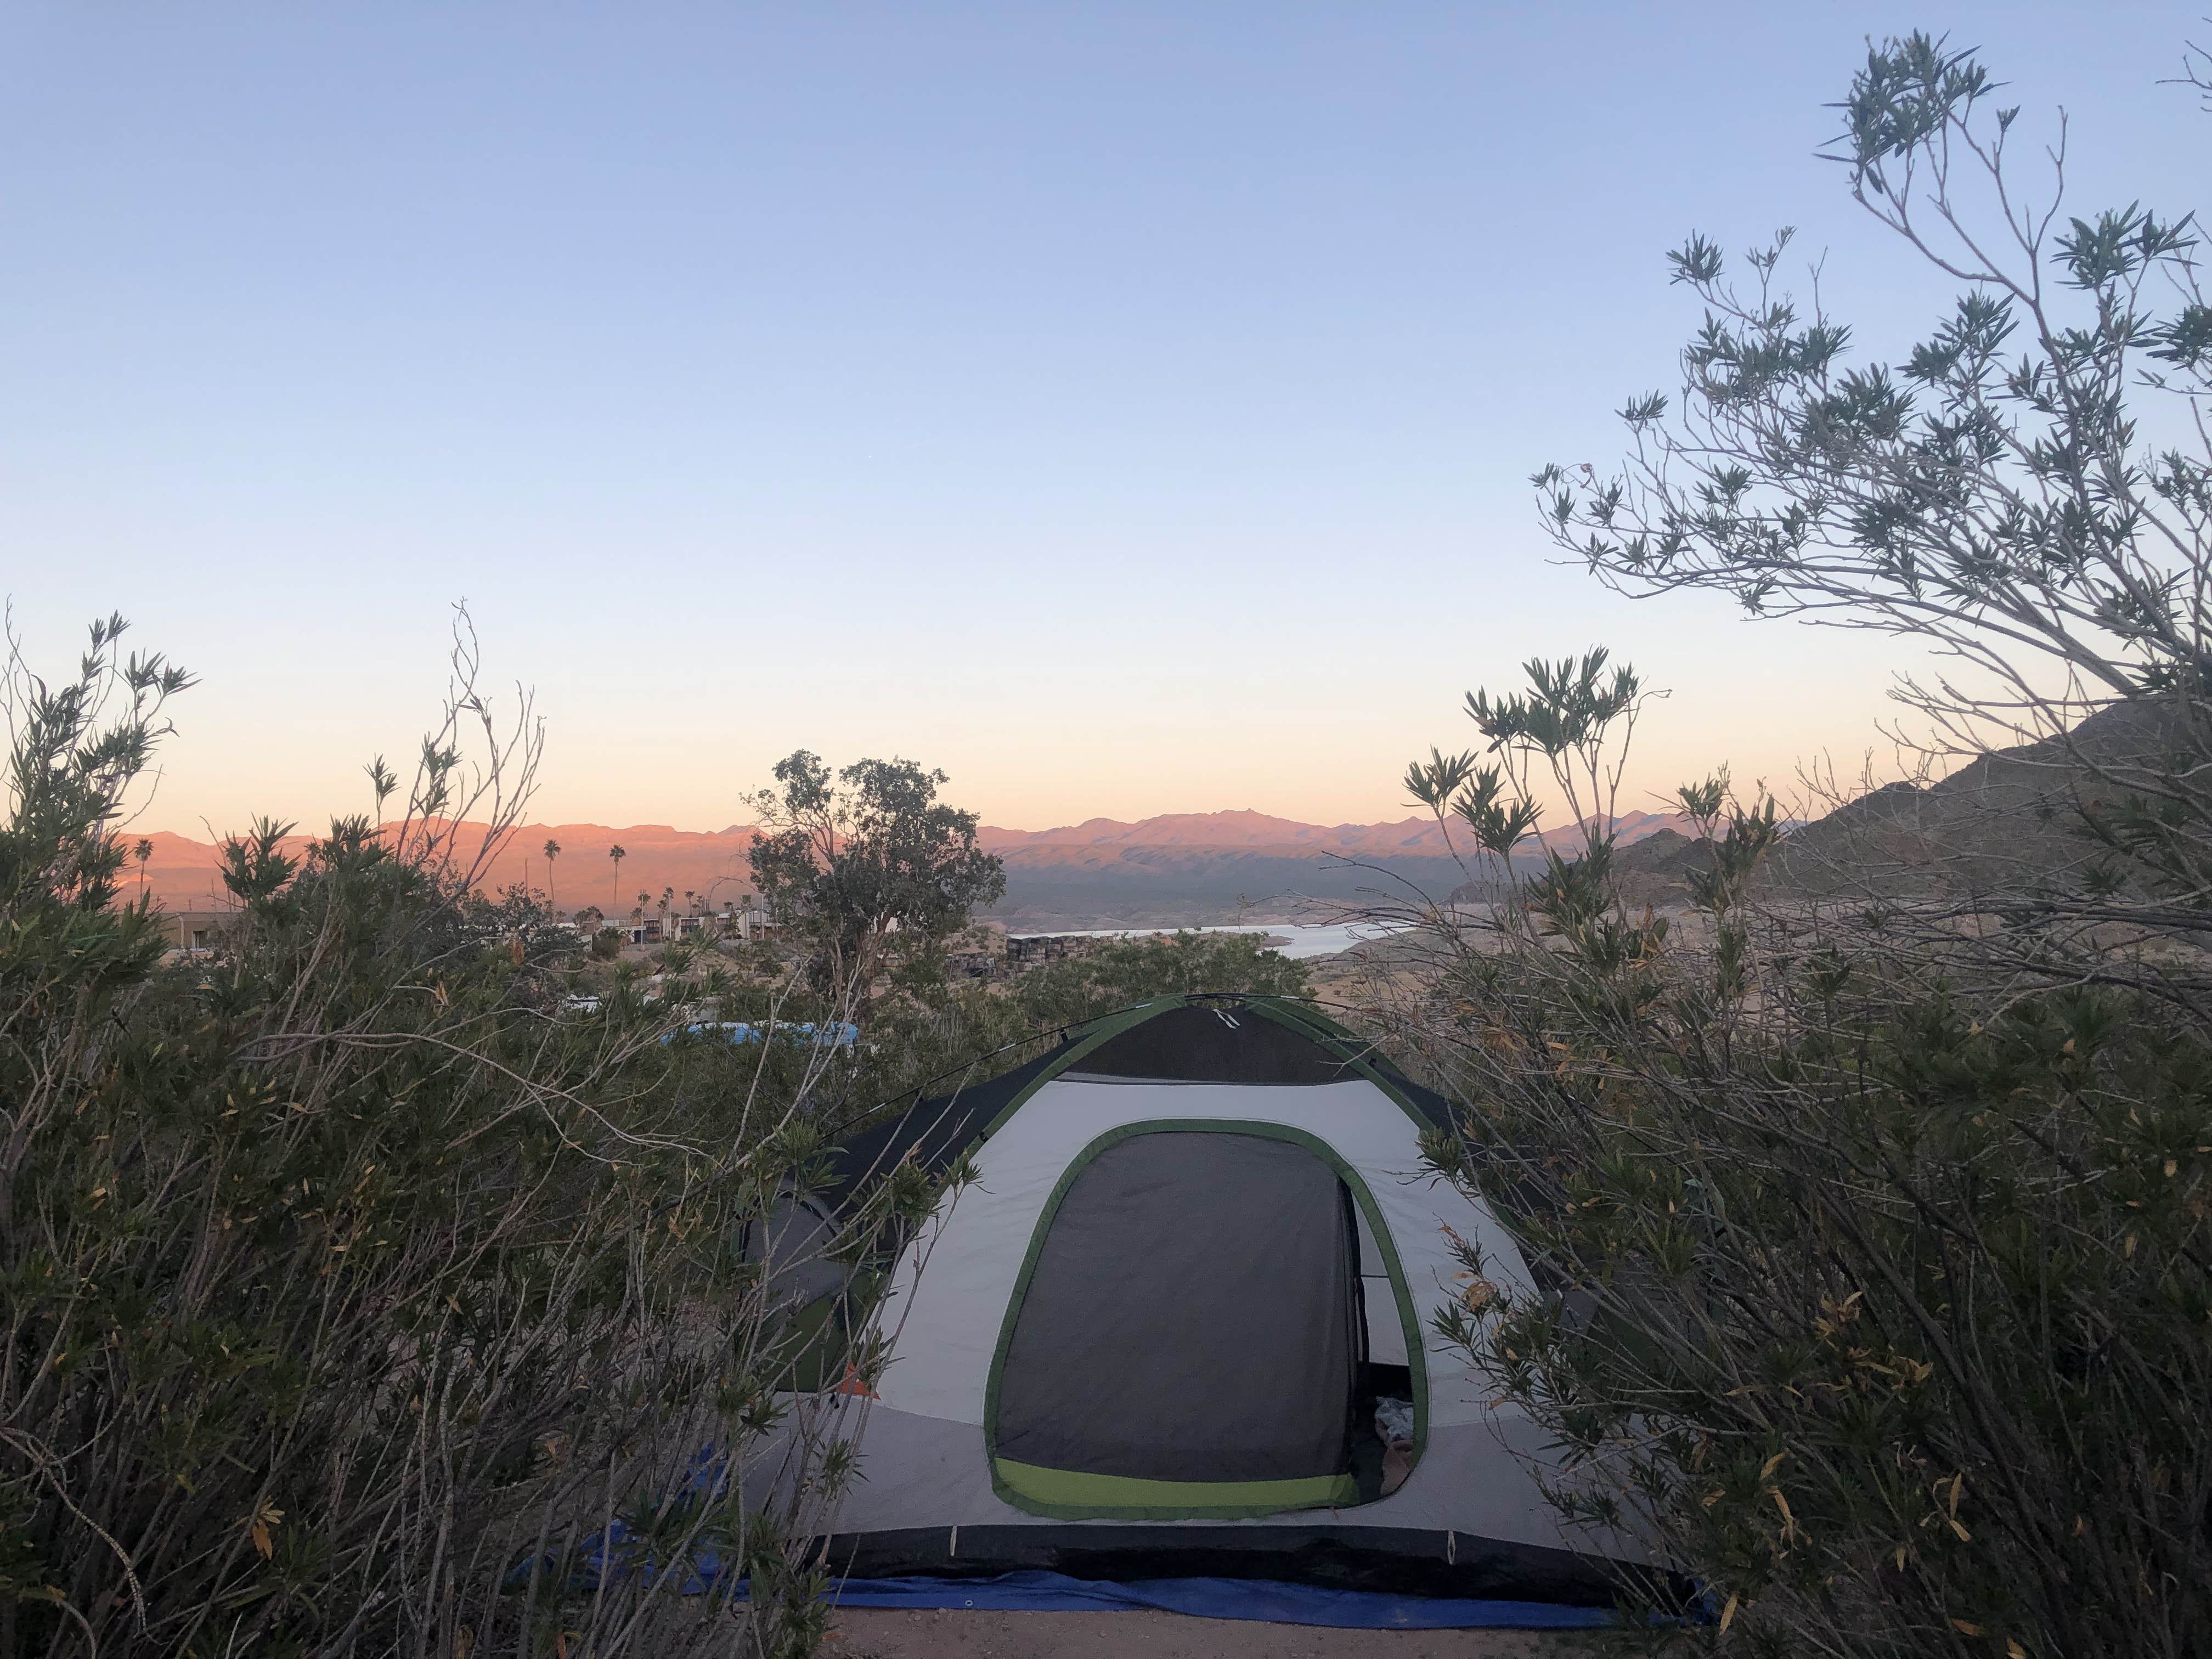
[{"left": 1012, "top": 921, "right": 1405, "bottom": 962}]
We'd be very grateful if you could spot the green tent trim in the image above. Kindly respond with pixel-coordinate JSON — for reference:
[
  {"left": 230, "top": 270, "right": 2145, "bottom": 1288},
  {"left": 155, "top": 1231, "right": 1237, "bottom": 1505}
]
[{"left": 991, "top": 1459, "right": 1360, "bottom": 1521}]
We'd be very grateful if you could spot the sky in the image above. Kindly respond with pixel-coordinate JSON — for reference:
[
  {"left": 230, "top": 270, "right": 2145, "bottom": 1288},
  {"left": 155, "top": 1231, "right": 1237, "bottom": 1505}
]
[{"left": 3, "top": 3, "right": 2205, "bottom": 837}]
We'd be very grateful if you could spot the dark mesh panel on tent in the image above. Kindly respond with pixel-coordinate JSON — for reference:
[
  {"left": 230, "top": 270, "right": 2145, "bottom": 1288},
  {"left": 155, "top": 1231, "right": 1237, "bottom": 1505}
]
[
  {"left": 994, "top": 1131, "right": 1357, "bottom": 1483},
  {"left": 741, "top": 1193, "right": 845, "bottom": 1312},
  {"left": 819, "top": 1000, "right": 1459, "bottom": 1223},
  {"left": 1073, "top": 1006, "right": 1360, "bottom": 1086},
  {"left": 824, "top": 1042, "right": 1075, "bottom": 1201}
]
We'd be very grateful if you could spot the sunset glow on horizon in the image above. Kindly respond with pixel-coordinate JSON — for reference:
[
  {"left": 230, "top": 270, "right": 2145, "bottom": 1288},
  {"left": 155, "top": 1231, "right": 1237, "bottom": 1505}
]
[{"left": 5, "top": 4, "right": 2197, "bottom": 840}]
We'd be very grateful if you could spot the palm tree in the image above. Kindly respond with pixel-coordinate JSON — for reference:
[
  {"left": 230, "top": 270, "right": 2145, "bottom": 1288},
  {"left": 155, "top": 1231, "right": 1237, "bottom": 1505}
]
[
  {"left": 133, "top": 838, "right": 153, "bottom": 896},
  {"left": 608, "top": 844, "right": 626, "bottom": 909},
  {"left": 543, "top": 838, "right": 562, "bottom": 912}
]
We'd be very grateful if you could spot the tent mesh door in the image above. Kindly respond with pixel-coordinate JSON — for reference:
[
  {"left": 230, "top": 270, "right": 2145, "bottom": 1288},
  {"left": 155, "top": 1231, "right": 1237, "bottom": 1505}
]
[{"left": 993, "top": 1129, "right": 1358, "bottom": 1489}]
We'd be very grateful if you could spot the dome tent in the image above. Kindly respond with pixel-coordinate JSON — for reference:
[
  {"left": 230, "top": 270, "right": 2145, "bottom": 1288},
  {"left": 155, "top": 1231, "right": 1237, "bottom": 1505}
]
[{"left": 782, "top": 993, "right": 1629, "bottom": 1603}]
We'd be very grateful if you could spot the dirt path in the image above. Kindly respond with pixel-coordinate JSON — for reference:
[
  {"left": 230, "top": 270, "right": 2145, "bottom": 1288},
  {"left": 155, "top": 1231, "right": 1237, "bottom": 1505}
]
[{"left": 830, "top": 1607, "right": 1584, "bottom": 1658}]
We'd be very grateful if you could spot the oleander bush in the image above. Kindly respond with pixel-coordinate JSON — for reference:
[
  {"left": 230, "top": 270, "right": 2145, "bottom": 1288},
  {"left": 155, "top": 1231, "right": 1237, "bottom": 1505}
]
[
  {"left": 1363, "top": 32, "right": 2212, "bottom": 1655},
  {"left": 1385, "top": 708, "right": 2211, "bottom": 1656},
  {"left": 0, "top": 618, "right": 903, "bottom": 1658}
]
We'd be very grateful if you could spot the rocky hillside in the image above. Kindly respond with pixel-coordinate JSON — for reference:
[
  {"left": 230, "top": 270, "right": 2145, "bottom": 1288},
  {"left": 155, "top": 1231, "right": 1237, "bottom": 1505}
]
[{"left": 1612, "top": 699, "right": 2197, "bottom": 907}]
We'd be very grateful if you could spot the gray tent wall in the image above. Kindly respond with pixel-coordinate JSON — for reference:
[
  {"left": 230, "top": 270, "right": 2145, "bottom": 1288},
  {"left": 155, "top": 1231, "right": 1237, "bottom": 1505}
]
[{"left": 803, "top": 996, "right": 1625, "bottom": 1601}]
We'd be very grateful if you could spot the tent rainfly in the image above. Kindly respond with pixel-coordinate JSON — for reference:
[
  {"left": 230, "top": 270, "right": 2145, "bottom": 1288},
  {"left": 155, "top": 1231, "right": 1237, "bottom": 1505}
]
[{"left": 763, "top": 994, "right": 1632, "bottom": 1602}]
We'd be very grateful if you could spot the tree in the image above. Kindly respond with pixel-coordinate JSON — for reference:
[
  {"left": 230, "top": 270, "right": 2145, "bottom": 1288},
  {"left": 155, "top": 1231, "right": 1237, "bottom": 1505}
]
[
  {"left": 747, "top": 751, "right": 1006, "bottom": 1006},
  {"left": 542, "top": 836, "right": 560, "bottom": 911},
  {"left": 1532, "top": 30, "right": 2212, "bottom": 995},
  {"left": 608, "top": 840, "right": 625, "bottom": 909},
  {"left": 132, "top": 836, "right": 152, "bottom": 895}
]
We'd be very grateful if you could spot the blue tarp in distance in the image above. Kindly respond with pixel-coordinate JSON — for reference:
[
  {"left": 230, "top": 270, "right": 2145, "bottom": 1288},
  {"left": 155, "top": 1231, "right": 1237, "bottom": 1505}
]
[{"left": 658, "top": 1020, "right": 859, "bottom": 1049}]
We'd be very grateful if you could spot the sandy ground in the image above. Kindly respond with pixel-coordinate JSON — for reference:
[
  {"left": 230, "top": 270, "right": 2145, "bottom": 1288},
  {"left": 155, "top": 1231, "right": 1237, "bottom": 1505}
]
[{"left": 828, "top": 1607, "right": 1584, "bottom": 1658}]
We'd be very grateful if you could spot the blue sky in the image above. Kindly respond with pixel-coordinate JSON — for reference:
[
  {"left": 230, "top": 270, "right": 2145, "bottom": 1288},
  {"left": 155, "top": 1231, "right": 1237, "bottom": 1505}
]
[{"left": 3, "top": 3, "right": 2204, "bottom": 834}]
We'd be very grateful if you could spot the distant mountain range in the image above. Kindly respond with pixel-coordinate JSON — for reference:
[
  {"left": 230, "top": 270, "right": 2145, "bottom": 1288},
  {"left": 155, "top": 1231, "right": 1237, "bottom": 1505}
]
[
  {"left": 976, "top": 809, "right": 1688, "bottom": 927},
  {"left": 979, "top": 809, "right": 1683, "bottom": 857},
  {"left": 127, "top": 702, "right": 2196, "bottom": 933},
  {"left": 123, "top": 808, "right": 1691, "bottom": 928}
]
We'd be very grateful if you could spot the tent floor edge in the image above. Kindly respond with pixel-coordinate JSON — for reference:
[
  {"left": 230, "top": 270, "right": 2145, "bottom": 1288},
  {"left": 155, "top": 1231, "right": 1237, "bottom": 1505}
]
[{"left": 814, "top": 1522, "right": 1661, "bottom": 1606}]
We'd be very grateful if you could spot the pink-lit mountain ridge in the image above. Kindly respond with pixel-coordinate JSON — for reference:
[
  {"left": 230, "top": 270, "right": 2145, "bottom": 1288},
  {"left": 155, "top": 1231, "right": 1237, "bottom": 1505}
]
[{"left": 125, "top": 809, "right": 1688, "bottom": 930}]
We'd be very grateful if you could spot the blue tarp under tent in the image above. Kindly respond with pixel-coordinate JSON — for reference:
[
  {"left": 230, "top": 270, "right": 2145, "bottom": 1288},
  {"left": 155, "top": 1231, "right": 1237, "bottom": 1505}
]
[{"left": 822, "top": 1571, "right": 1617, "bottom": 1629}]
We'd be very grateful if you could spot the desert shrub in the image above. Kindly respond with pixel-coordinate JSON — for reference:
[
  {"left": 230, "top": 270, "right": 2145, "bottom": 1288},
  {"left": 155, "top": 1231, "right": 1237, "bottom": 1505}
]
[
  {"left": 0, "top": 618, "right": 896, "bottom": 1658},
  {"left": 839, "top": 928, "right": 1319, "bottom": 1118},
  {"left": 1367, "top": 648, "right": 2212, "bottom": 1659},
  {"left": 1007, "top": 929, "right": 1313, "bottom": 1028},
  {"left": 1352, "top": 35, "right": 2212, "bottom": 1656}
]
